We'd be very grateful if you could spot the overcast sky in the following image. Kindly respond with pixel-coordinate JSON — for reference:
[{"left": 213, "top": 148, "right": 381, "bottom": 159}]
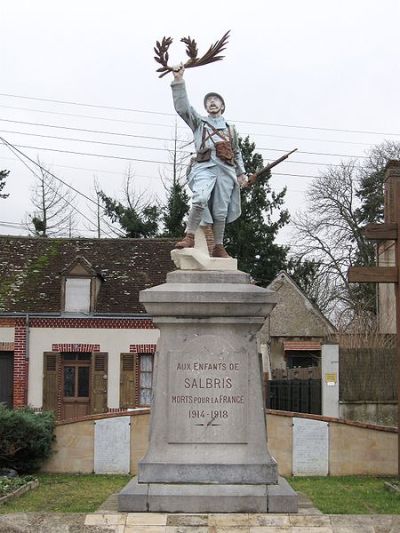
[{"left": 1, "top": 0, "right": 399, "bottom": 243}]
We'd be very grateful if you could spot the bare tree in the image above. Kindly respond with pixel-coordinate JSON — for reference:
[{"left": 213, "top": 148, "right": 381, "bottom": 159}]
[
  {"left": 293, "top": 161, "right": 375, "bottom": 322},
  {"left": 26, "top": 159, "right": 77, "bottom": 237},
  {"left": 98, "top": 167, "right": 160, "bottom": 238},
  {"left": 293, "top": 141, "right": 400, "bottom": 324},
  {"left": 83, "top": 177, "right": 115, "bottom": 239},
  {"left": 159, "top": 121, "right": 191, "bottom": 237}
]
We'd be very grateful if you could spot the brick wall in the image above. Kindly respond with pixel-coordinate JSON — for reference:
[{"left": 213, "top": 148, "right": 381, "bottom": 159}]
[
  {"left": 13, "top": 318, "right": 27, "bottom": 408},
  {"left": 51, "top": 343, "right": 100, "bottom": 352},
  {"left": 130, "top": 344, "right": 157, "bottom": 353},
  {"left": 30, "top": 318, "right": 155, "bottom": 329}
]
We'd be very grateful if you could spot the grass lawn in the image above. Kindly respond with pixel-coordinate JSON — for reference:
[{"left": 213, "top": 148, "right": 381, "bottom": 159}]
[
  {"left": 0, "top": 474, "right": 130, "bottom": 514},
  {"left": 1, "top": 474, "right": 399, "bottom": 515},
  {"left": 289, "top": 476, "right": 400, "bottom": 514}
]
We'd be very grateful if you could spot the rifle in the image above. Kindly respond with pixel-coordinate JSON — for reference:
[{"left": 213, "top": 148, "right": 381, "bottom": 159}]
[{"left": 246, "top": 148, "right": 298, "bottom": 186}]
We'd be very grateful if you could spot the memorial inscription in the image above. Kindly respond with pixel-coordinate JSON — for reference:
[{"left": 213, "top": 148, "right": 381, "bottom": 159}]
[
  {"left": 293, "top": 418, "right": 329, "bottom": 476},
  {"left": 168, "top": 341, "right": 248, "bottom": 444}
]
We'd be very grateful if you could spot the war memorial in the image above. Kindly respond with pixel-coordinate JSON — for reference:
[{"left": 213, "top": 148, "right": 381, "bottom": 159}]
[{"left": 118, "top": 32, "right": 298, "bottom": 513}]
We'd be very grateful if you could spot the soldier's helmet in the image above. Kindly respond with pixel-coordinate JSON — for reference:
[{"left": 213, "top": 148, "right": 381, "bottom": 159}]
[{"left": 204, "top": 92, "right": 225, "bottom": 114}]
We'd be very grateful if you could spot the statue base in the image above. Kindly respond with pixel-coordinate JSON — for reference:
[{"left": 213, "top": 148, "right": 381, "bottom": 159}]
[
  {"left": 118, "top": 270, "right": 298, "bottom": 513},
  {"left": 119, "top": 477, "right": 298, "bottom": 513}
]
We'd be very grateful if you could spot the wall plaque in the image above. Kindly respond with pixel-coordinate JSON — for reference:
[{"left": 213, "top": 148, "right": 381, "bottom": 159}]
[
  {"left": 293, "top": 417, "right": 329, "bottom": 476},
  {"left": 94, "top": 416, "right": 130, "bottom": 474}
]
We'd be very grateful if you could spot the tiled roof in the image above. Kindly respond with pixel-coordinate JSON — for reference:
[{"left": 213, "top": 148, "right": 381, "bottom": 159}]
[
  {"left": 0, "top": 236, "right": 176, "bottom": 314},
  {"left": 283, "top": 341, "right": 321, "bottom": 351}
]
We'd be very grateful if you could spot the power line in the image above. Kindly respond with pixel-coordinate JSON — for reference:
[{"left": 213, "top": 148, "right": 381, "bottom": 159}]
[
  {"left": 0, "top": 117, "right": 186, "bottom": 143},
  {"left": 0, "top": 92, "right": 173, "bottom": 117},
  {"left": 0, "top": 104, "right": 174, "bottom": 128},
  {"left": 0, "top": 136, "right": 101, "bottom": 207},
  {"left": 4, "top": 141, "right": 101, "bottom": 234},
  {"left": 1, "top": 153, "right": 314, "bottom": 182},
  {"left": 0, "top": 156, "right": 165, "bottom": 179},
  {"left": 2, "top": 143, "right": 320, "bottom": 178},
  {"left": 2, "top": 140, "right": 122, "bottom": 238},
  {"left": 0, "top": 120, "right": 370, "bottom": 159},
  {"left": 0, "top": 128, "right": 365, "bottom": 167},
  {"left": 0, "top": 128, "right": 192, "bottom": 155},
  {"left": 0, "top": 137, "right": 318, "bottom": 179},
  {"left": 6, "top": 143, "right": 172, "bottom": 165},
  {"left": 0, "top": 104, "right": 377, "bottom": 148},
  {"left": 1, "top": 91, "right": 400, "bottom": 136}
]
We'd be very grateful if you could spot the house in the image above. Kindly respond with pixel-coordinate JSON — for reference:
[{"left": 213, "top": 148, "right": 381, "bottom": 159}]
[
  {"left": 261, "top": 271, "right": 335, "bottom": 377},
  {"left": 0, "top": 236, "right": 175, "bottom": 419}
]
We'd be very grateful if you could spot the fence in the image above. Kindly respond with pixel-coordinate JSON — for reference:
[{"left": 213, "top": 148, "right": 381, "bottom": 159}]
[
  {"left": 340, "top": 347, "right": 397, "bottom": 402},
  {"left": 267, "top": 379, "right": 321, "bottom": 415}
]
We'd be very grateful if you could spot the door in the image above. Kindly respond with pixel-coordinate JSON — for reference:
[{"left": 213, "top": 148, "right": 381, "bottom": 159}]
[
  {"left": 0, "top": 352, "right": 13, "bottom": 408},
  {"left": 62, "top": 353, "right": 91, "bottom": 419}
]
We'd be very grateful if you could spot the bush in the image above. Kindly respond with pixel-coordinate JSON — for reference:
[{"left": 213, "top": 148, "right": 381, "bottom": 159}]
[{"left": 0, "top": 405, "right": 55, "bottom": 473}]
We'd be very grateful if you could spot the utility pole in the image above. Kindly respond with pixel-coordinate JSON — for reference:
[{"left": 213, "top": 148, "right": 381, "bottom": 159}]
[{"left": 348, "top": 160, "right": 400, "bottom": 475}]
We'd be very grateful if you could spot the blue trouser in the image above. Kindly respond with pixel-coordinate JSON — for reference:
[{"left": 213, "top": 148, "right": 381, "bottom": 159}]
[{"left": 189, "top": 164, "right": 235, "bottom": 222}]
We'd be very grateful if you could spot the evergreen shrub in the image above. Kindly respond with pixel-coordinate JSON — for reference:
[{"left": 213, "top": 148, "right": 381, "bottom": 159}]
[{"left": 0, "top": 405, "right": 55, "bottom": 473}]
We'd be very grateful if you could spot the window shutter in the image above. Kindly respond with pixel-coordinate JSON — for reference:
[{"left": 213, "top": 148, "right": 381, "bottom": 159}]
[
  {"left": 120, "top": 353, "right": 137, "bottom": 409},
  {"left": 90, "top": 352, "right": 108, "bottom": 414},
  {"left": 43, "top": 352, "right": 60, "bottom": 412}
]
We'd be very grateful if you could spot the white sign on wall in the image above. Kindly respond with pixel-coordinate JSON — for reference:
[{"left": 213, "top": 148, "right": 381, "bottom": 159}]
[
  {"left": 293, "top": 417, "right": 329, "bottom": 476},
  {"left": 94, "top": 416, "right": 130, "bottom": 474}
]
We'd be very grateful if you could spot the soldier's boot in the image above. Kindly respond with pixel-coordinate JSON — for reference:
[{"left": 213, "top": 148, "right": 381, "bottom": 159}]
[
  {"left": 212, "top": 244, "right": 231, "bottom": 258},
  {"left": 175, "top": 233, "right": 195, "bottom": 249}
]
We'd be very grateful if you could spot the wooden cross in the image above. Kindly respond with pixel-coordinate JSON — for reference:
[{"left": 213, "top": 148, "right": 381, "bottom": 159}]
[{"left": 348, "top": 160, "right": 400, "bottom": 474}]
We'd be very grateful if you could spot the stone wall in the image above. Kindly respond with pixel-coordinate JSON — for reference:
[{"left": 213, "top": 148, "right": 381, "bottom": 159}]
[{"left": 42, "top": 409, "right": 397, "bottom": 477}]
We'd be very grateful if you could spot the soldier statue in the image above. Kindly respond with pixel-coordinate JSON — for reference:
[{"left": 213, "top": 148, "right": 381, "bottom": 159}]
[{"left": 170, "top": 65, "right": 247, "bottom": 258}]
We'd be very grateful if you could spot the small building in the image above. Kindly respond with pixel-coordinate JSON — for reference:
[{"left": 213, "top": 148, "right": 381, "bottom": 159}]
[
  {"left": 262, "top": 271, "right": 335, "bottom": 376},
  {"left": 0, "top": 236, "right": 175, "bottom": 419}
]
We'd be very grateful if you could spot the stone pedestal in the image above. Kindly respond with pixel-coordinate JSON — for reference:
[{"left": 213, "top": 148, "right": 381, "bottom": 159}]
[{"left": 118, "top": 270, "right": 297, "bottom": 513}]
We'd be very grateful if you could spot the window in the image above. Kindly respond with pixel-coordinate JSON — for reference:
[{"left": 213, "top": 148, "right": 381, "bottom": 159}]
[
  {"left": 120, "top": 352, "right": 154, "bottom": 408},
  {"left": 64, "top": 278, "right": 91, "bottom": 313},
  {"left": 286, "top": 351, "right": 320, "bottom": 369},
  {"left": 61, "top": 256, "right": 103, "bottom": 313},
  {"left": 139, "top": 354, "right": 154, "bottom": 405}
]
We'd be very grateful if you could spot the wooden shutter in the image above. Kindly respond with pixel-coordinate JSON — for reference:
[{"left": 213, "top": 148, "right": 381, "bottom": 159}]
[
  {"left": 120, "top": 353, "right": 137, "bottom": 409},
  {"left": 43, "top": 352, "right": 60, "bottom": 412},
  {"left": 90, "top": 352, "right": 108, "bottom": 414}
]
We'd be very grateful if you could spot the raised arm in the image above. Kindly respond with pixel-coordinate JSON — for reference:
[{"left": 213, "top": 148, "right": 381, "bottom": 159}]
[{"left": 170, "top": 66, "right": 202, "bottom": 131}]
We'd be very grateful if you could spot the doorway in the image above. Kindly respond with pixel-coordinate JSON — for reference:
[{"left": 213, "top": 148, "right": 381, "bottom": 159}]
[
  {"left": 0, "top": 352, "right": 13, "bottom": 408},
  {"left": 62, "top": 353, "right": 91, "bottom": 419}
]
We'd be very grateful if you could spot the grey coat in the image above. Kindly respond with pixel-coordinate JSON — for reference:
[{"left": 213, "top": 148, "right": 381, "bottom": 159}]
[{"left": 171, "top": 79, "right": 245, "bottom": 223}]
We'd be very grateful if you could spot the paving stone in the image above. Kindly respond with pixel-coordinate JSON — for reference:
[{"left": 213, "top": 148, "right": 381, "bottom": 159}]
[
  {"left": 205, "top": 524, "right": 251, "bottom": 533},
  {"left": 125, "top": 513, "right": 168, "bottom": 526},
  {"left": 295, "top": 507, "right": 322, "bottom": 515},
  {"left": 288, "top": 526, "right": 333, "bottom": 533},
  {"left": 165, "top": 527, "right": 208, "bottom": 533},
  {"left": 370, "top": 515, "right": 394, "bottom": 533},
  {"left": 0, "top": 513, "right": 89, "bottom": 533},
  {"left": 248, "top": 514, "right": 290, "bottom": 527},
  {"left": 112, "top": 527, "right": 126, "bottom": 533},
  {"left": 97, "top": 493, "right": 119, "bottom": 512},
  {"left": 329, "top": 515, "right": 374, "bottom": 528},
  {"left": 124, "top": 526, "right": 166, "bottom": 533},
  {"left": 289, "top": 514, "right": 331, "bottom": 527},
  {"left": 166, "top": 514, "right": 208, "bottom": 526},
  {"left": 208, "top": 514, "right": 250, "bottom": 527},
  {"left": 250, "top": 526, "right": 291, "bottom": 533},
  {"left": 332, "top": 525, "right": 375, "bottom": 533},
  {"left": 84, "top": 513, "right": 126, "bottom": 526}
]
